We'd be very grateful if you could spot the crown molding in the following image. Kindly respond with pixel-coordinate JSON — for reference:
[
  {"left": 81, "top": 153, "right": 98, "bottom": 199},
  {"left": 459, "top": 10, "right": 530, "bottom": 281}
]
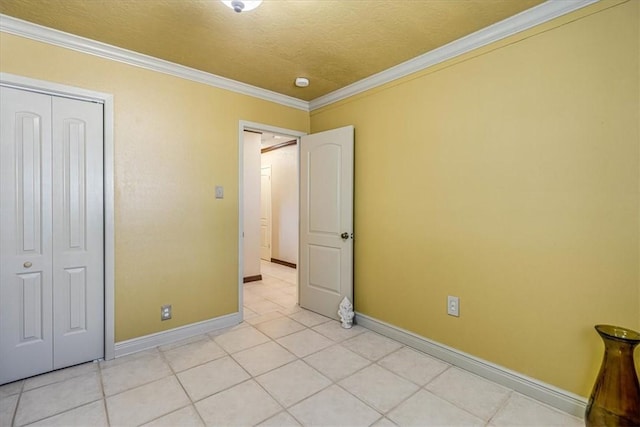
[
  {"left": 309, "top": 0, "right": 599, "bottom": 111},
  {"left": 0, "top": 14, "right": 310, "bottom": 112},
  {"left": 1, "top": 0, "right": 598, "bottom": 114}
]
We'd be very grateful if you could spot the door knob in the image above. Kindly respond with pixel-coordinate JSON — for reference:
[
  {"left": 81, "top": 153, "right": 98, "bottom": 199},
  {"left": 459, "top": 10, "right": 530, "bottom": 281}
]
[
  {"left": 341, "top": 232, "right": 349, "bottom": 240},
  {"left": 23, "top": 261, "right": 32, "bottom": 268}
]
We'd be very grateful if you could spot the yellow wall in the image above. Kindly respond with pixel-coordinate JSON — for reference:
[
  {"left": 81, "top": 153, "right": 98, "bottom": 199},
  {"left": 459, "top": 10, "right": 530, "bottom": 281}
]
[
  {"left": 0, "top": 33, "right": 309, "bottom": 341},
  {"left": 311, "top": 1, "right": 639, "bottom": 397},
  {"left": 1, "top": 0, "right": 638, "bottom": 399}
]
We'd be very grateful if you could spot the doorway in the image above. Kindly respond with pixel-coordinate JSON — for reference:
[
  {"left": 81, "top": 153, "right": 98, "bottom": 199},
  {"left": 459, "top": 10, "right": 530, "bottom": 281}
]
[
  {"left": 238, "top": 122, "right": 355, "bottom": 321},
  {"left": 238, "top": 122, "right": 305, "bottom": 316},
  {"left": 260, "top": 136, "right": 299, "bottom": 268}
]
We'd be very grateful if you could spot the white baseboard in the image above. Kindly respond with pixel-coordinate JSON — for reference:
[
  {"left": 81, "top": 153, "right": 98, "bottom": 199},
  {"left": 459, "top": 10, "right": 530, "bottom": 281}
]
[
  {"left": 355, "top": 312, "right": 587, "bottom": 418},
  {"left": 114, "top": 312, "right": 242, "bottom": 358}
]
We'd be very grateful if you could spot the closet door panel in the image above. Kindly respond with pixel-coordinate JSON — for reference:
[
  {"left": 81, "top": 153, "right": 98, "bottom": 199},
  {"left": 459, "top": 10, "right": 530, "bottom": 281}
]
[
  {"left": 0, "top": 87, "right": 54, "bottom": 384},
  {"left": 52, "top": 96, "right": 104, "bottom": 369}
]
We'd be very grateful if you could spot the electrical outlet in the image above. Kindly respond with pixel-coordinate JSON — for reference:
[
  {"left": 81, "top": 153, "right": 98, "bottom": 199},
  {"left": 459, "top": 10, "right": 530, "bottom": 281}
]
[
  {"left": 215, "top": 185, "right": 224, "bottom": 199},
  {"left": 161, "top": 304, "right": 172, "bottom": 321},
  {"left": 447, "top": 296, "right": 460, "bottom": 317}
]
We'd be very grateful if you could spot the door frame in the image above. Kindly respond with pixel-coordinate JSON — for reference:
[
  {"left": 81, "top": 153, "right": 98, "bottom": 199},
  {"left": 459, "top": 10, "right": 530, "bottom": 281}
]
[
  {"left": 237, "top": 120, "right": 305, "bottom": 318},
  {"left": 0, "top": 72, "right": 116, "bottom": 361},
  {"left": 260, "top": 164, "right": 272, "bottom": 262}
]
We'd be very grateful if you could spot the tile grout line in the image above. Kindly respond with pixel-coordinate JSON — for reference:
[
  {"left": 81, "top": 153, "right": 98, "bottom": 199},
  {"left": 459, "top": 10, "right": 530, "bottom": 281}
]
[
  {"left": 151, "top": 347, "right": 208, "bottom": 427},
  {"left": 270, "top": 291, "right": 499, "bottom": 425},
  {"left": 258, "top": 312, "right": 415, "bottom": 424},
  {"left": 97, "top": 360, "right": 112, "bottom": 427},
  {"left": 155, "top": 313, "right": 473, "bottom": 426},
  {"left": 368, "top": 351, "right": 438, "bottom": 419},
  {"left": 9, "top": 379, "right": 24, "bottom": 427},
  {"left": 419, "top": 365, "right": 512, "bottom": 423},
  {"left": 234, "top": 291, "right": 382, "bottom": 425},
  {"left": 298, "top": 353, "right": 382, "bottom": 417},
  {"left": 12, "top": 369, "right": 104, "bottom": 427},
  {"left": 235, "top": 313, "right": 328, "bottom": 420},
  {"left": 165, "top": 339, "right": 240, "bottom": 405},
  {"left": 486, "top": 389, "right": 515, "bottom": 426},
  {"left": 335, "top": 347, "right": 421, "bottom": 420}
]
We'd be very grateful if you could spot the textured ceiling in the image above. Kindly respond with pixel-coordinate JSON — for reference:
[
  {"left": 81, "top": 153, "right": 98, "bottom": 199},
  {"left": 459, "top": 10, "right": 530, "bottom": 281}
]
[{"left": 0, "top": 0, "right": 544, "bottom": 101}]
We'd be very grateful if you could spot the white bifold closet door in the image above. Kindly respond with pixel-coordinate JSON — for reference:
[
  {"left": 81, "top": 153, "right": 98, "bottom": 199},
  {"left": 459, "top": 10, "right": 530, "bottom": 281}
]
[{"left": 0, "top": 86, "right": 104, "bottom": 385}]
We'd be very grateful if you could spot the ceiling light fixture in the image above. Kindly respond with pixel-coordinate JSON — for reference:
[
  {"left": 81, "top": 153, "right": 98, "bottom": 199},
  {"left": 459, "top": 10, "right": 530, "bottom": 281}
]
[
  {"left": 295, "top": 77, "right": 310, "bottom": 88},
  {"left": 221, "top": 0, "right": 262, "bottom": 13}
]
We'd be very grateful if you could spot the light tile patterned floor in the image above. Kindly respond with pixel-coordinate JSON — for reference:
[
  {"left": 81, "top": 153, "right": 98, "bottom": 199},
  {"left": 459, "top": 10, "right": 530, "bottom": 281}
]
[{"left": 0, "top": 261, "right": 583, "bottom": 426}]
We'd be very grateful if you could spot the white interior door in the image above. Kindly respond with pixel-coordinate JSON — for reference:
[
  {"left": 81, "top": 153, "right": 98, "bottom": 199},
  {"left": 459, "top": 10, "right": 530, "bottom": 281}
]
[
  {"left": 299, "top": 125, "right": 354, "bottom": 319},
  {"left": 0, "top": 86, "right": 104, "bottom": 384},
  {"left": 52, "top": 96, "right": 104, "bottom": 369},
  {"left": 260, "top": 165, "right": 272, "bottom": 261},
  {"left": 0, "top": 87, "right": 54, "bottom": 384}
]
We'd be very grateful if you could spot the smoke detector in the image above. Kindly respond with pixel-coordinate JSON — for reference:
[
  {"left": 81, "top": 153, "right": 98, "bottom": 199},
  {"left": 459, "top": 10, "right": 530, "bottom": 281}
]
[{"left": 295, "top": 77, "right": 310, "bottom": 88}]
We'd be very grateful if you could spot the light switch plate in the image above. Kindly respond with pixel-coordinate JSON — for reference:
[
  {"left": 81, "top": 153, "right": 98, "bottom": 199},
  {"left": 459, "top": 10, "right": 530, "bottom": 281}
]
[{"left": 215, "top": 185, "right": 224, "bottom": 199}]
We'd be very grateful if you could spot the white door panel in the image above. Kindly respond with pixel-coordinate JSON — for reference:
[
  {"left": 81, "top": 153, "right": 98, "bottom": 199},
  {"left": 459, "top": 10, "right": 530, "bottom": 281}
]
[
  {"left": 308, "top": 144, "right": 341, "bottom": 234},
  {"left": 260, "top": 166, "right": 272, "bottom": 261},
  {"left": 52, "top": 96, "right": 104, "bottom": 368},
  {"left": 0, "top": 87, "right": 54, "bottom": 384},
  {"left": 299, "top": 126, "right": 353, "bottom": 319}
]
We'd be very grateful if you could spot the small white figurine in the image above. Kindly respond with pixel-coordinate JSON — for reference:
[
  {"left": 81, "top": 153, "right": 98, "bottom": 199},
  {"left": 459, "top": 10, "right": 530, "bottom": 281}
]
[{"left": 338, "top": 297, "right": 354, "bottom": 329}]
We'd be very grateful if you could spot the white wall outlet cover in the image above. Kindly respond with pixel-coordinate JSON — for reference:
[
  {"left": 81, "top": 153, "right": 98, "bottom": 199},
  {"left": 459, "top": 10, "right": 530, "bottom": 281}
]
[
  {"left": 161, "top": 304, "right": 172, "bottom": 320},
  {"left": 215, "top": 185, "right": 224, "bottom": 199},
  {"left": 447, "top": 296, "right": 460, "bottom": 317}
]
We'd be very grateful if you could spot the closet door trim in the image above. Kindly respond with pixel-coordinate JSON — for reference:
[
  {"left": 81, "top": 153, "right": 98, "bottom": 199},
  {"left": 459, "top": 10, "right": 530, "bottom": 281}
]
[{"left": 1, "top": 72, "right": 116, "bottom": 361}]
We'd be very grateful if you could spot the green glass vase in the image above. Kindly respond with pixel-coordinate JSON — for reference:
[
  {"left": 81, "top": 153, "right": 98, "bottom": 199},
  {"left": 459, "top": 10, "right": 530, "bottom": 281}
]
[{"left": 585, "top": 325, "right": 640, "bottom": 427}]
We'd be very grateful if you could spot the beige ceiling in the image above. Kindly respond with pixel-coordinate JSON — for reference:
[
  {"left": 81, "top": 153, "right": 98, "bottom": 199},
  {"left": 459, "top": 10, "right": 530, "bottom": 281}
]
[{"left": 0, "top": 0, "right": 544, "bottom": 101}]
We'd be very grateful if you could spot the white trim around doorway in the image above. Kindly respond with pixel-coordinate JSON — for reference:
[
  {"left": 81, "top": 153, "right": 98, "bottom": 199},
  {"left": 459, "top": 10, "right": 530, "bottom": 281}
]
[
  {"left": 237, "top": 120, "right": 306, "bottom": 319},
  {"left": 0, "top": 72, "right": 116, "bottom": 361}
]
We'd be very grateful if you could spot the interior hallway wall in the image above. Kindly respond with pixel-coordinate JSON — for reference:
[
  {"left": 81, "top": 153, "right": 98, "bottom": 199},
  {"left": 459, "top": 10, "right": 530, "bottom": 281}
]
[
  {"left": 244, "top": 131, "right": 262, "bottom": 277},
  {"left": 261, "top": 144, "right": 298, "bottom": 265}
]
